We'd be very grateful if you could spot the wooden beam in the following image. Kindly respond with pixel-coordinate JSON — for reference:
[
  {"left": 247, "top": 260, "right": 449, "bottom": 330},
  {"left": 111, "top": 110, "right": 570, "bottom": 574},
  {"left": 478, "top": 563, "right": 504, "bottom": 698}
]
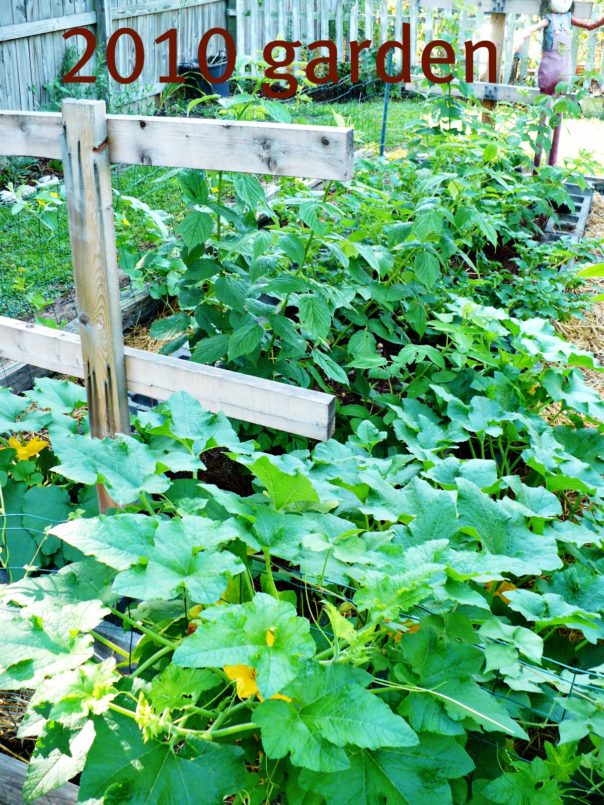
[
  {"left": 0, "top": 113, "right": 355, "bottom": 181},
  {"left": 0, "top": 112, "right": 64, "bottom": 158},
  {"left": 62, "top": 100, "right": 131, "bottom": 446},
  {"left": 112, "top": 0, "right": 221, "bottom": 20},
  {"left": 415, "top": 0, "right": 593, "bottom": 14},
  {"left": 482, "top": 11, "right": 506, "bottom": 120},
  {"left": 0, "top": 12, "right": 96, "bottom": 43},
  {"left": 0, "top": 754, "right": 78, "bottom": 805},
  {"left": 405, "top": 81, "right": 540, "bottom": 104},
  {"left": 95, "top": 0, "right": 112, "bottom": 47},
  {"left": 0, "top": 318, "right": 336, "bottom": 440},
  {"left": 0, "top": 288, "right": 162, "bottom": 394}
]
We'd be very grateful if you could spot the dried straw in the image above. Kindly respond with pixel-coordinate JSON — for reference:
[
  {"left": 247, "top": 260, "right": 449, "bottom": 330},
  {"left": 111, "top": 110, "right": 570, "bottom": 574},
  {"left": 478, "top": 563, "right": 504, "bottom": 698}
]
[{"left": 554, "top": 193, "right": 604, "bottom": 398}]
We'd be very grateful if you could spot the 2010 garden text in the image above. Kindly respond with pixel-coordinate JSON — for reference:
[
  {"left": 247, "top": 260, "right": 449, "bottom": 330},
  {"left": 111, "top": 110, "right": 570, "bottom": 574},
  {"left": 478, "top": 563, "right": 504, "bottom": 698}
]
[{"left": 62, "top": 24, "right": 498, "bottom": 98}]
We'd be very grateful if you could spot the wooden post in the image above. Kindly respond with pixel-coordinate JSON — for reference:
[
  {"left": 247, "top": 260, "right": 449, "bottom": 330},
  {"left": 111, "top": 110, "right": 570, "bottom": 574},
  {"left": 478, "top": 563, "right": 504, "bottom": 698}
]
[
  {"left": 61, "top": 100, "right": 130, "bottom": 510},
  {"left": 482, "top": 11, "right": 506, "bottom": 122},
  {"left": 95, "top": 0, "right": 112, "bottom": 49},
  {"left": 227, "top": 0, "right": 238, "bottom": 45},
  {"left": 94, "top": 0, "right": 113, "bottom": 105}
]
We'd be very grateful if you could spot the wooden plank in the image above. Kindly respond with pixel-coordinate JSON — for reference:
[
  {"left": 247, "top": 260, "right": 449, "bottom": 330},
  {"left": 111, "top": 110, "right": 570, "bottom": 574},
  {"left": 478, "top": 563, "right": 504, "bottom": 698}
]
[
  {"left": 0, "top": 318, "right": 336, "bottom": 440},
  {"left": 112, "top": 0, "right": 221, "bottom": 19},
  {"left": 379, "top": 0, "right": 389, "bottom": 44},
  {"left": 0, "top": 11, "right": 96, "bottom": 43},
  {"left": 0, "top": 111, "right": 355, "bottom": 181},
  {"left": 95, "top": 0, "right": 112, "bottom": 46},
  {"left": 405, "top": 80, "right": 539, "bottom": 103},
  {"left": 394, "top": 0, "right": 403, "bottom": 69},
  {"left": 0, "top": 288, "right": 162, "bottom": 394},
  {"left": 365, "top": 0, "right": 374, "bottom": 39},
  {"left": 481, "top": 11, "right": 506, "bottom": 120},
  {"left": 416, "top": 0, "right": 592, "bottom": 14},
  {"left": 349, "top": 0, "right": 359, "bottom": 44},
  {"left": 409, "top": 0, "right": 418, "bottom": 69},
  {"left": 0, "top": 753, "right": 78, "bottom": 805},
  {"left": 236, "top": 0, "right": 245, "bottom": 50},
  {"left": 335, "top": 0, "right": 344, "bottom": 58},
  {"left": 61, "top": 100, "right": 130, "bottom": 448}
]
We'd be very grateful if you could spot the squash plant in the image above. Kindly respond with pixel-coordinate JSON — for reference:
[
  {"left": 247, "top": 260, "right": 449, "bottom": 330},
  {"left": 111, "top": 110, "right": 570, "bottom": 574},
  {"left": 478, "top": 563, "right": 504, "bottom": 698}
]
[{"left": 1, "top": 324, "right": 604, "bottom": 802}]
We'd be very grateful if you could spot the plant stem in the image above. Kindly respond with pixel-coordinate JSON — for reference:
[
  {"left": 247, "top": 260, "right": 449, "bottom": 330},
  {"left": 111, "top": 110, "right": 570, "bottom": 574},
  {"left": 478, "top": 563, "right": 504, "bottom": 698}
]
[
  {"left": 0, "top": 481, "right": 8, "bottom": 571},
  {"left": 140, "top": 492, "right": 155, "bottom": 516},
  {"left": 91, "top": 630, "right": 131, "bottom": 659},
  {"left": 110, "top": 608, "right": 179, "bottom": 650},
  {"left": 131, "top": 645, "right": 173, "bottom": 678},
  {"left": 263, "top": 549, "right": 280, "bottom": 599},
  {"left": 205, "top": 722, "right": 257, "bottom": 740},
  {"left": 216, "top": 171, "right": 224, "bottom": 242},
  {"left": 109, "top": 702, "right": 137, "bottom": 721}
]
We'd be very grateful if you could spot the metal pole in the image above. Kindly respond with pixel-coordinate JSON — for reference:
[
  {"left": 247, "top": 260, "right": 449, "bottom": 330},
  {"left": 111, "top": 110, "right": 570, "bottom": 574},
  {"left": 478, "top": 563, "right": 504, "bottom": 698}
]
[{"left": 380, "top": 48, "right": 394, "bottom": 156}]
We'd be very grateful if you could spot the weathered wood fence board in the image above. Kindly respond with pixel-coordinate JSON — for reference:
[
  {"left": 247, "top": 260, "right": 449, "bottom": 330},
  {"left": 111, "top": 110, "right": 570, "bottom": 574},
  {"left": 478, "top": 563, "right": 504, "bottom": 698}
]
[
  {"left": 0, "top": 317, "right": 336, "bottom": 439},
  {"left": 0, "top": 0, "right": 227, "bottom": 112},
  {"left": 0, "top": 111, "right": 354, "bottom": 179},
  {"left": 0, "top": 753, "right": 78, "bottom": 805}
]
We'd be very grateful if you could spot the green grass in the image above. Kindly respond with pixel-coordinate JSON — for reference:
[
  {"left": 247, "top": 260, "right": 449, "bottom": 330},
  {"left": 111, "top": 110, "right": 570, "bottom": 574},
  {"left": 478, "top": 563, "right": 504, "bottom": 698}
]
[
  {"left": 292, "top": 95, "right": 431, "bottom": 150},
  {"left": 0, "top": 165, "right": 187, "bottom": 320}
]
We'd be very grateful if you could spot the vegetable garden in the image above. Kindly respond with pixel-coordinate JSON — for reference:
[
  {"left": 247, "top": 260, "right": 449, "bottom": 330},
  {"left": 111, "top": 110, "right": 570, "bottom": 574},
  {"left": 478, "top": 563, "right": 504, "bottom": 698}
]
[{"left": 2, "top": 60, "right": 604, "bottom": 805}]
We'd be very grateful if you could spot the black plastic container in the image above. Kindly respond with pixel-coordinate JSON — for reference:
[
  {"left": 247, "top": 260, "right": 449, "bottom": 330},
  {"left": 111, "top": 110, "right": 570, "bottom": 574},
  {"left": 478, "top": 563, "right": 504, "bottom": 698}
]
[{"left": 178, "top": 52, "right": 230, "bottom": 99}]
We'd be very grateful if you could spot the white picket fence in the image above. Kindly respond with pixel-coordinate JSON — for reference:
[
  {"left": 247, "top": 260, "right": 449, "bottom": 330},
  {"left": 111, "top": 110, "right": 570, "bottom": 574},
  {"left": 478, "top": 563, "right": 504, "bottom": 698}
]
[{"left": 236, "top": 0, "right": 604, "bottom": 87}]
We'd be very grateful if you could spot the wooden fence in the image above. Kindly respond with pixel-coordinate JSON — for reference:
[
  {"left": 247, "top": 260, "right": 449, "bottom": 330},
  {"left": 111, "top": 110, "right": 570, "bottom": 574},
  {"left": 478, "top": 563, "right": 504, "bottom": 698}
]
[
  {"left": 0, "top": 0, "right": 227, "bottom": 112},
  {"left": 237, "top": 0, "right": 604, "bottom": 93}
]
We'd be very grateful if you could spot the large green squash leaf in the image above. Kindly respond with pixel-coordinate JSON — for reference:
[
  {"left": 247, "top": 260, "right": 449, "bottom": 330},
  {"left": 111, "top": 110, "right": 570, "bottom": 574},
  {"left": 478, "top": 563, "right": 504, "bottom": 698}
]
[
  {"left": 79, "top": 714, "right": 246, "bottom": 804},
  {"left": 298, "top": 734, "right": 474, "bottom": 805},
  {"left": 53, "top": 515, "right": 244, "bottom": 604},
  {"left": 254, "top": 663, "right": 418, "bottom": 773}
]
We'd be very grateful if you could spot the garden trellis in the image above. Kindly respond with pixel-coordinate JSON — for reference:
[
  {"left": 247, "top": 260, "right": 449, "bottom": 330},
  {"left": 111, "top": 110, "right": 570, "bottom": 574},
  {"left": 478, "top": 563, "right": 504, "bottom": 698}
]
[{"left": 0, "top": 100, "right": 353, "bottom": 468}]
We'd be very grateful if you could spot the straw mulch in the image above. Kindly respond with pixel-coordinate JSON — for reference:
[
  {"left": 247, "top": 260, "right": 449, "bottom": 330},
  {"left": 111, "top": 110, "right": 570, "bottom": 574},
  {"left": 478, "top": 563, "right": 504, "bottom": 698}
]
[
  {"left": 124, "top": 324, "right": 165, "bottom": 353},
  {"left": 0, "top": 690, "right": 34, "bottom": 762},
  {"left": 554, "top": 192, "right": 604, "bottom": 399}
]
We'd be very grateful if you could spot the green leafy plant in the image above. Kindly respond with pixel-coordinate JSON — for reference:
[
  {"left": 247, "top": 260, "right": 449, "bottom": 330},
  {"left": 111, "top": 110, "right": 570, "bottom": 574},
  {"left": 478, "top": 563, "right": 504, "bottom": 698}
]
[{"left": 0, "top": 368, "right": 603, "bottom": 802}]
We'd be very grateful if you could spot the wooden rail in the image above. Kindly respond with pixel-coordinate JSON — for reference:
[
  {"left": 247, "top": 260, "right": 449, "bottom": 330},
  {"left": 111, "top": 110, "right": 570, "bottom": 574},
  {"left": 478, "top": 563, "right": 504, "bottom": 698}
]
[
  {"left": 0, "top": 113, "right": 354, "bottom": 181},
  {"left": 0, "top": 754, "right": 78, "bottom": 804},
  {"left": 0, "top": 318, "right": 336, "bottom": 440}
]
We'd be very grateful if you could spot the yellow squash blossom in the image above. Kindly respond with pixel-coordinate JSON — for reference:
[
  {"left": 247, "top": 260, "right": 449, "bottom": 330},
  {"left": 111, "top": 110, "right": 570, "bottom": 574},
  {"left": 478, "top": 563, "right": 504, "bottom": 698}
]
[
  {"left": 224, "top": 663, "right": 292, "bottom": 703},
  {"left": 485, "top": 580, "right": 517, "bottom": 604},
  {"left": 225, "top": 664, "right": 260, "bottom": 699},
  {"left": 6, "top": 436, "right": 48, "bottom": 461}
]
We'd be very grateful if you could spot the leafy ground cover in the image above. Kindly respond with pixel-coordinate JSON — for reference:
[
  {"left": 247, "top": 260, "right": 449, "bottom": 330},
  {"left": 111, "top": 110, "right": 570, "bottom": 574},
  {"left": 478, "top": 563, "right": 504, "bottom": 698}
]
[{"left": 1, "top": 96, "right": 604, "bottom": 803}]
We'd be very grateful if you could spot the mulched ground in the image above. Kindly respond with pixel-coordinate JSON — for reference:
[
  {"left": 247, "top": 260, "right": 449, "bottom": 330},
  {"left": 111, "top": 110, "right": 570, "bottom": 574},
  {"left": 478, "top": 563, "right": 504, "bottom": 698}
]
[
  {"left": 555, "top": 192, "right": 604, "bottom": 398},
  {"left": 0, "top": 691, "right": 34, "bottom": 763}
]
